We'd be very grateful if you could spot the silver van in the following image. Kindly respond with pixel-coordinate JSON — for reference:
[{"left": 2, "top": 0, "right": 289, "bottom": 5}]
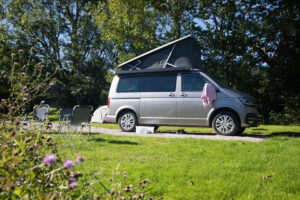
[{"left": 105, "top": 69, "right": 261, "bottom": 136}]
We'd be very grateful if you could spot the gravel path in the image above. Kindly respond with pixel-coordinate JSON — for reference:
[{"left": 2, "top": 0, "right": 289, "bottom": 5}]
[{"left": 52, "top": 123, "right": 267, "bottom": 142}]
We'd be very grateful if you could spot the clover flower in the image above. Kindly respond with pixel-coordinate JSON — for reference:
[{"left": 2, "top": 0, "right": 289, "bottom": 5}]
[
  {"left": 69, "top": 181, "right": 78, "bottom": 189},
  {"left": 37, "top": 85, "right": 42, "bottom": 89},
  {"left": 49, "top": 82, "right": 54, "bottom": 86},
  {"left": 18, "top": 49, "right": 23, "bottom": 53},
  {"left": 76, "top": 155, "right": 85, "bottom": 163},
  {"left": 11, "top": 53, "right": 16, "bottom": 57},
  {"left": 23, "top": 86, "right": 27, "bottom": 90},
  {"left": 21, "top": 72, "right": 26, "bottom": 76},
  {"left": 43, "top": 154, "right": 56, "bottom": 167},
  {"left": 23, "top": 97, "right": 27, "bottom": 102},
  {"left": 41, "top": 100, "right": 45, "bottom": 104},
  {"left": 63, "top": 159, "right": 75, "bottom": 169},
  {"left": 13, "top": 62, "right": 19, "bottom": 66}
]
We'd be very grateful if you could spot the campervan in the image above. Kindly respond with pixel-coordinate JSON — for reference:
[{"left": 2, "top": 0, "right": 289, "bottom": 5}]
[{"left": 105, "top": 36, "right": 261, "bottom": 135}]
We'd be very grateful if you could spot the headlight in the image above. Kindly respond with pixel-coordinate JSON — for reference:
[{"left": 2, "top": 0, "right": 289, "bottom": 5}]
[{"left": 238, "top": 97, "right": 256, "bottom": 107}]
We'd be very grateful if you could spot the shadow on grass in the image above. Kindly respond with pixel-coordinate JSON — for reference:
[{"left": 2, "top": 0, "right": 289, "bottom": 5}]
[
  {"left": 91, "top": 137, "right": 138, "bottom": 145},
  {"left": 269, "top": 132, "right": 300, "bottom": 137},
  {"left": 252, "top": 128, "right": 267, "bottom": 131}
]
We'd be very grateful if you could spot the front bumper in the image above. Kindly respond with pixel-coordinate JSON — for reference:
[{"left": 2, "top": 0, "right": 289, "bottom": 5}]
[{"left": 245, "top": 113, "right": 262, "bottom": 127}]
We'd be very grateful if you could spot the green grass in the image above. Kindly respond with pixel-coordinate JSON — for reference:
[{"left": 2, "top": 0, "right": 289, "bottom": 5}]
[{"left": 48, "top": 127, "right": 300, "bottom": 200}]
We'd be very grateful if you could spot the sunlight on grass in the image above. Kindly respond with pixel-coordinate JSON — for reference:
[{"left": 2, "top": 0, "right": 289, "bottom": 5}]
[{"left": 49, "top": 132, "right": 300, "bottom": 200}]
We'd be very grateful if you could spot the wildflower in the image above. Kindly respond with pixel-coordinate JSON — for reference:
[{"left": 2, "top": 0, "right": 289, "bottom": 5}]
[
  {"left": 41, "top": 65, "right": 45, "bottom": 68},
  {"left": 41, "top": 100, "right": 45, "bottom": 104},
  {"left": 13, "top": 62, "right": 19, "bottom": 66},
  {"left": 69, "top": 182, "right": 78, "bottom": 189},
  {"left": 30, "top": 47, "right": 35, "bottom": 51},
  {"left": 76, "top": 155, "right": 85, "bottom": 163},
  {"left": 24, "top": 93, "right": 28, "bottom": 97},
  {"left": 110, "top": 189, "right": 115, "bottom": 195},
  {"left": 11, "top": 53, "right": 16, "bottom": 57},
  {"left": 43, "top": 154, "right": 56, "bottom": 167},
  {"left": 37, "top": 85, "right": 42, "bottom": 89},
  {"left": 123, "top": 172, "right": 127, "bottom": 179},
  {"left": 21, "top": 72, "right": 26, "bottom": 76},
  {"left": 46, "top": 72, "right": 50, "bottom": 75},
  {"left": 18, "top": 49, "right": 23, "bottom": 53},
  {"left": 63, "top": 159, "right": 75, "bottom": 169},
  {"left": 23, "top": 97, "right": 27, "bottom": 102},
  {"left": 23, "top": 86, "right": 27, "bottom": 90},
  {"left": 49, "top": 82, "right": 54, "bottom": 86},
  {"left": 56, "top": 67, "right": 60, "bottom": 71}
]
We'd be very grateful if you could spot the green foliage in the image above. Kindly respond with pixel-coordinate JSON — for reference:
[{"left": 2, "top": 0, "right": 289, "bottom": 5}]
[{"left": 2, "top": 0, "right": 113, "bottom": 108}]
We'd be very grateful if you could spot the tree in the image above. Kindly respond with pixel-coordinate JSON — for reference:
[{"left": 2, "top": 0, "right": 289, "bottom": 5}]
[{"left": 2, "top": 0, "right": 113, "bottom": 107}]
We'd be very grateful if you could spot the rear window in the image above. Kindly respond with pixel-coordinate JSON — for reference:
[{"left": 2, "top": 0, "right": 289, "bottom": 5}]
[
  {"left": 142, "top": 74, "right": 177, "bottom": 92},
  {"left": 117, "top": 76, "right": 140, "bottom": 92}
]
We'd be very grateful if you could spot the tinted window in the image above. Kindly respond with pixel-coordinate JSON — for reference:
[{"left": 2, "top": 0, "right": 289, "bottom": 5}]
[
  {"left": 142, "top": 74, "right": 177, "bottom": 92},
  {"left": 182, "top": 73, "right": 208, "bottom": 92},
  {"left": 117, "top": 76, "right": 140, "bottom": 92}
]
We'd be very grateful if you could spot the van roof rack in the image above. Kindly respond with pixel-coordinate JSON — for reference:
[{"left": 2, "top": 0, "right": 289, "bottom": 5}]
[
  {"left": 115, "top": 66, "right": 201, "bottom": 76},
  {"left": 116, "top": 35, "right": 201, "bottom": 74}
]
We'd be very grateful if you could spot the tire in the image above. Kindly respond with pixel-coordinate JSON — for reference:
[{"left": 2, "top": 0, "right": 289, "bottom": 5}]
[
  {"left": 118, "top": 111, "right": 137, "bottom": 132},
  {"left": 212, "top": 111, "right": 240, "bottom": 136}
]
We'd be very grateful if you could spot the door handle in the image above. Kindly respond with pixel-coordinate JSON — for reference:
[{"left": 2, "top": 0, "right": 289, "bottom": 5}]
[
  {"left": 168, "top": 93, "right": 175, "bottom": 97},
  {"left": 180, "top": 93, "right": 187, "bottom": 97}
]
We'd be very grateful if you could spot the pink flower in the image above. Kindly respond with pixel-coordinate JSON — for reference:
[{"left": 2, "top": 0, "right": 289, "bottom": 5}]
[
  {"left": 23, "top": 86, "right": 27, "bottom": 90},
  {"left": 13, "top": 62, "right": 19, "bottom": 66},
  {"left": 76, "top": 155, "right": 85, "bottom": 163},
  {"left": 18, "top": 49, "right": 23, "bottom": 53},
  {"left": 37, "top": 85, "right": 42, "bottom": 89},
  {"left": 11, "top": 53, "right": 16, "bottom": 57},
  {"left": 49, "top": 82, "right": 54, "bottom": 86},
  {"left": 63, "top": 159, "right": 74, "bottom": 169},
  {"left": 23, "top": 97, "right": 27, "bottom": 102},
  {"left": 24, "top": 93, "right": 28, "bottom": 97},
  {"left": 21, "top": 72, "right": 26, "bottom": 76},
  {"left": 41, "top": 100, "right": 45, "bottom": 104},
  {"left": 69, "top": 182, "right": 78, "bottom": 189},
  {"left": 43, "top": 154, "right": 56, "bottom": 167}
]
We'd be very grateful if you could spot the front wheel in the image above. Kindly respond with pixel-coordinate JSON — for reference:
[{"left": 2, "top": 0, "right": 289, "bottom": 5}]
[
  {"left": 118, "top": 111, "right": 137, "bottom": 132},
  {"left": 212, "top": 111, "right": 240, "bottom": 136}
]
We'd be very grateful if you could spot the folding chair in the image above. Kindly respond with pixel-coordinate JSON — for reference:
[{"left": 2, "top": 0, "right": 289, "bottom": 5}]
[
  {"left": 64, "top": 105, "right": 93, "bottom": 134},
  {"left": 58, "top": 108, "right": 73, "bottom": 132},
  {"left": 23, "top": 104, "right": 49, "bottom": 129}
]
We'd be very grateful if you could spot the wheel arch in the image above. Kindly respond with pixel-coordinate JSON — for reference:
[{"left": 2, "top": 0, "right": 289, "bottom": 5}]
[
  {"left": 116, "top": 108, "right": 138, "bottom": 123},
  {"left": 209, "top": 107, "right": 241, "bottom": 127}
]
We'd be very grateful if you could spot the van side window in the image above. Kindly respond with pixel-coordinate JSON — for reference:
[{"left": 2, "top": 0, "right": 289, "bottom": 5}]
[
  {"left": 182, "top": 73, "right": 207, "bottom": 92},
  {"left": 117, "top": 76, "right": 140, "bottom": 92},
  {"left": 142, "top": 74, "right": 177, "bottom": 92}
]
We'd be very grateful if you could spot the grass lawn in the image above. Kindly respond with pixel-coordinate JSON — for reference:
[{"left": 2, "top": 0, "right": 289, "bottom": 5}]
[{"left": 48, "top": 125, "right": 300, "bottom": 200}]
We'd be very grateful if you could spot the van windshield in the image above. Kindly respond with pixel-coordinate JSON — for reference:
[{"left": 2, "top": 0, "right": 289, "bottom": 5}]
[{"left": 204, "top": 73, "right": 230, "bottom": 89}]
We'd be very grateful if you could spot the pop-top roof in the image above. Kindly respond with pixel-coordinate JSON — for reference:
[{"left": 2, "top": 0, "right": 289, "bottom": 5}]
[{"left": 117, "top": 35, "right": 201, "bottom": 73}]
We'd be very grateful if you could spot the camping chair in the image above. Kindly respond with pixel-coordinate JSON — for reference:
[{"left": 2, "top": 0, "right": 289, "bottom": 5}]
[
  {"left": 58, "top": 108, "right": 73, "bottom": 132},
  {"left": 64, "top": 105, "right": 93, "bottom": 134},
  {"left": 23, "top": 104, "right": 49, "bottom": 129}
]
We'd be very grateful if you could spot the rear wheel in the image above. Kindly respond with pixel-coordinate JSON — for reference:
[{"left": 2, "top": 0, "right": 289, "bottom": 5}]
[
  {"left": 118, "top": 111, "right": 137, "bottom": 132},
  {"left": 212, "top": 111, "right": 240, "bottom": 136}
]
